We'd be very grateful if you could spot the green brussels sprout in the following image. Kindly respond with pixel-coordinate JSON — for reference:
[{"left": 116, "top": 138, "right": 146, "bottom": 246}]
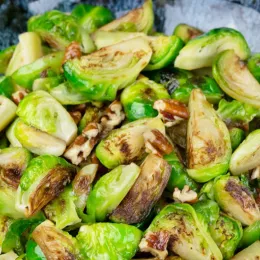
[
  {"left": 71, "top": 4, "right": 114, "bottom": 33},
  {"left": 12, "top": 52, "right": 64, "bottom": 90},
  {"left": 139, "top": 203, "right": 222, "bottom": 260},
  {"left": 0, "top": 76, "right": 14, "bottom": 98},
  {"left": 28, "top": 10, "right": 81, "bottom": 50},
  {"left": 214, "top": 175, "right": 260, "bottom": 225},
  {"left": 6, "top": 119, "right": 22, "bottom": 148},
  {"left": 77, "top": 223, "right": 142, "bottom": 260},
  {"left": 199, "top": 180, "right": 215, "bottom": 200},
  {"left": 121, "top": 78, "right": 170, "bottom": 121},
  {"left": 0, "top": 95, "right": 17, "bottom": 132},
  {"left": 247, "top": 53, "right": 260, "bottom": 83},
  {"left": 173, "top": 23, "right": 203, "bottom": 43},
  {"left": 209, "top": 214, "right": 243, "bottom": 259},
  {"left": 0, "top": 46, "right": 16, "bottom": 74},
  {"left": 239, "top": 220, "right": 260, "bottom": 249},
  {"left": 96, "top": 0, "right": 153, "bottom": 34},
  {"left": 87, "top": 163, "right": 140, "bottom": 221},
  {"left": 32, "top": 220, "right": 79, "bottom": 259},
  {"left": 232, "top": 240, "right": 260, "bottom": 260},
  {"left": 96, "top": 117, "right": 165, "bottom": 169},
  {"left": 229, "top": 128, "right": 245, "bottom": 151},
  {"left": 164, "top": 151, "right": 198, "bottom": 192},
  {"left": 32, "top": 75, "right": 64, "bottom": 92},
  {"left": 14, "top": 120, "right": 66, "bottom": 156},
  {"left": 16, "top": 155, "right": 76, "bottom": 217},
  {"left": 175, "top": 28, "right": 250, "bottom": 70},
  {"left": 187, "top": 89, "right": 231, "bottom": 182},
  {"left": 230, "top": 129, "right": 260, "bottom": 175},
  {"left": 16, "top": 90, "right": 77, "bottom": 145},
  {"left": 63, "top": 37, "right": 152, "bottom": 101},
  {"left": 213, "top": 49, "right": 260, "bottom": 108},
  {"left": 110, "top": 154, "right": 171, "bottom": 224},
  {"left": 25, "top": 239, "right": 46, "bottom": 260},
  {"left": 0, "top": 216, "right": 12, "bottom": 254}
]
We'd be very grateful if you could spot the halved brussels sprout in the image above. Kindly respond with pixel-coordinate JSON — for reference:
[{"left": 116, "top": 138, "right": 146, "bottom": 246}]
[
  {"left": 12, "top": 52, "right": 64, "bottom": 90},
  {"left": 0, "top": 77, "right": 14, "bottom": 98},
  {"left": 0, "top": 215, "right": 12, "bottom": 254},
  {"left": 199, "top": 180, "right": 215, "bottom": 201},
  {"left": 32, "top": 75, "right": 64, "bottom": 92},
  {"left": 6, "top": 119, "right": 22, "bottom": 148},
  {"left": 0, "top": 45, "right": 15, "bottom": 74},
  {"left": 166, "top": 120, "right": 187, "bottom": 149},
  {"left": 77, "top": 223, "right": 142, "bottom": 260},
  {"left": 32, "top": 220, "right": 79, "bottom": 259},
  {"left": 139, "top": 203, "right": 222, "bottom": 260},
  {"left": 16, "top": 90, "right": 77, "bottom": 145},
  {"left": 0, "top": 95, "right": 17, "bottom": 132},
  {"left": 96, "top": 117, "right": 165, "bottom": 169},
  {"left": 173, "top": 23, "right": 203, "bottom": 43},
  {"left": 87, "top": 163, "right": 140, "bottom": 221},
  {"left": 213, "top": 50, "right": 260, "bottom": 108},
  {"left": 247, "top": 53, "right": 260, "bottom": 83},
  {"left": 232, "top": 240, "right": 260, "bottom": 260},
  {"left": 110, "top": 154, "right": 171, "bottom": 224},
  {"left": 214, "top": 175, "right": 260, "bottom": 225},
  {"left": 229, "top": 128, "right": 245, "bottom": 151},
  {"left": 187, "top": 89, "right": 231, "bottom": 182},
  {"left": 16, "top": 155, "right": 76, "bottom": 217},
  {"left": 63, "top": 37, "right": 152, "bottom": 101},
  {"left": 97, "top": 0, "right": 153, "bottom": 34},
  {"left": 121, "top": 78, "right": 170, "bottom": 121},
  {"left": 239, "top": 220, "right": 260, "bottom": 249},
  {"left": 230, "top": 129, "right": 260, "bottom": 175},
  {"left": 175, "top": 28, "right": 250, "bottom": 70}
]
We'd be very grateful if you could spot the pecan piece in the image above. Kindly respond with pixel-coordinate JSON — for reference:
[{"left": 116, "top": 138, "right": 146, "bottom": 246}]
[
  {"left": 69, "top": 111, "right": 82, "bottom": 125},
  {"left": 63, "top": 41, "right": 82, "bottom": 64},
  {"left": 11, "top": 89, "right": 28, "bottom": 105},
  {"left": 173, "top": 185, "right": 198, "bottom": 204}
]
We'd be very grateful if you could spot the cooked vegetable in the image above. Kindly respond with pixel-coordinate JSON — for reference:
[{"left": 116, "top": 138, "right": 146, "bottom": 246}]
[
  {"left": 229, "top": 128, "right": 245, "bottom": 151},
  {"left": 0, "top": 77, "right": 14, "bottom": 98},
  {"left": 25, "top": 239, "right": 46, "bottom": 260},
  {"left": 175, "top": 28, "right": 250, "bottom": 70},
  {"left": 187, "top": 89, "right": 231, "bottom": 182},
  {"left": 173, "top": 23, "right": 203, "bottom": 43},
  {"left": 0, "top": 46, "right": 16, "bottom": 74},
  {"left": 32, "top": 75, "right": 64, "bottom": 92},
  {"left": 232, "top": 240, "right": 260, "bottom": 260},
  {"left": 239, "top": 220, "right": 260, "bottom": 249},
  {"left": 247, "top": 53, "right": 260, "bottom": 83},
  {"left": 0, "top": 251, "right": 18, "bottom": 259}
]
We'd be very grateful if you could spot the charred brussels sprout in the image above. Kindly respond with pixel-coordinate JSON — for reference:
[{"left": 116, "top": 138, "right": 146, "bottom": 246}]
[
  {"left": 239, "top": 220, "right": 260, "bottom": 249},
  {"left": 0, "top": 46, "right": 15, "bottom": 74},
  {"left": 229, "top": 128, "right": 245, "bottom": 151},
  {"left": 64, "top": 37, "right": 152, "bottom": 101},
  {"left": 16, "top": 90, "right": 77, "bottom": 145},
  {"left": 247, "top": 53, "right": 260, "bottom": 83},
  {"left": 173, "top": 23, "right": 203, "bottom": 43},
  {"left": 121, "top": 78, "right": 170, "bottom": 121},
  {"left": 139, "top": 203, "right": 222, "bottom": 260},
  {"left": 71, "top": 4, "right": 114, "bottom": 33},
  {"left": 175, "top": 28, "right": 250, "bottom": 70},
  {"left": 232, "top": 240, "right": 260, "bottom": 260},
  {"left": 0, "top": 77, "right": 14, "bottom": 98},
  {"left": 96, "top": 117, "right": 165, "bottom": 169},
  {"left": 87, "top": 163, "right": 140, "bottom": 221},
  {"left": 77, "top": 223, "right": 142, "bottom": 260},
  {"left": 187, "top": 89, "right": 231, "bottom": 182},
  {"left": 16, "top": 155, "right": 76, "bottom": 217},
  {"left": 214, "top": 175, "right": 260, "bottom": 225}
]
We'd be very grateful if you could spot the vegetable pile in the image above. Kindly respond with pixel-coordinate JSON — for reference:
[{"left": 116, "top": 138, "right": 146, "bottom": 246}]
[{"left": 0, "top": 0, "right": 259, "bottom": 259}]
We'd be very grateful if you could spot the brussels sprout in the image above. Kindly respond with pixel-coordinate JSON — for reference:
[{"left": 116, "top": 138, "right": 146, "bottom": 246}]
[
  {"left": 139, "top": 203, "right": 222, "bottom": 260},
  {"left": 214, "top": 175, "right": 260, "bottom": 225},
  {"left": 97, "top": 0, "right": 153, "bottom": 34},
  {"left": 229, "top": 128, "right": 245, "bottom": 151},
  {"left": 0, "top": 216, "right": 12, "bottom": 254},
  {"left": 0, "top": 95, "right": 17, "bottom": 132},
  {"left": 28, "top": 10, "right": 81, "bottom": 50},
  {"left": 110, "top": 154, "right": 171, "bottom": 224},
  {"left": 14, "top": 120, "right": 66, "bottom": 156},
  {"left": 63, "top": 37, "right": 152, "bottom": 101},
  {"left": 25, "top": 240, "right": 46, "bottom": 260},
  {"left": 32, "top": 75, "right": 64, "bottom": 92},
  {"left": 16, "top": 90, "right": 77, "bottom": 145},
  {"left": 239, "top": 220, "right": 260, "bottom": 249},
  {"left": 87, "top": 163, "right": 140, "bottom": 221},
  {"left": 187, "top": 89, "right": 231, "bottom": 182},
  {"left": 247, "top": 53, "right": 260, "bottom": 83},
  {"left": 16, "top": 155, "right": 76, "bottom": 217},
  {"left": 77, "top": 223, "right": 142, "bottom": 260},
  {"left": 0, "top": 46, "right": 15, "bottom": 74},
  {"left": 209, "top": 214, "right": 243, "bottom": 259},
  {"left": 175, "top": 28, "right": 250, "bottom": 70},
  {"left": 32, "top": 220, "right": 79, "bottom": 259},
  {"left": 230, "top": 129, "right": 260, "bottom": 175},
  {"left": 173, "top": 23, "right": 203, "bottom": 43},
  {"left": 121, "top": 78, "right": 170, "bottom": 121},
  {"left": 166, "top": 120, "right": 187, "bottom": 149},
  {"left": 71, "top": 4, "right": 114, "bottom": 33},
  {"left": 96, "top": 117, "right": 165, "bottom": 169},
  {"left": 0, "top": 77, "right": 14, "bottom": 98},
  {"left": 6, "top": 119, "right": 22, "bottom": 148},
  {"left": 232, "top": 240, "right": 260, "bottom": 260},
  {"left": 199, "top": 180, "right": 215, "bottom": 201},
  {"left": 12, "top": 52, "right": 64, "bottom": 90}
]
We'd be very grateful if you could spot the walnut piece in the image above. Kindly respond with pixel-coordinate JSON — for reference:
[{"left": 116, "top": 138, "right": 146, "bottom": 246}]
[
  {"left": 11, "top": 89, "right": 28, "bottom": 105},
  {"left": 173, "top": 185, "right": 198, "bottom": 204},
  {"left": 69, "top": 111, "right": 82, "bottom": 125}
]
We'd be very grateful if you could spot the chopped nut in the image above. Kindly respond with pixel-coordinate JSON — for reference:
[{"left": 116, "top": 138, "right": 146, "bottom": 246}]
[
  {"left": 69, "top": 111, "right": 82, "bottom": 125},
  {"left": 11, "top": 89, "right": 28, "bottom": 105},
  {"left": 143, "top": 129, "right": 173, "bottom": 157},
  {"left": 173, "top": 185, "right": 198, "bottom": 204},
  {"left": 251, "top": 166, "right": 260, "bottom": 180},
  {"left": 63, "top": 41, "right": 82, "bottom": 64},
  {"left": 153, "top": 99, "right": 189, "bottom": 127}
]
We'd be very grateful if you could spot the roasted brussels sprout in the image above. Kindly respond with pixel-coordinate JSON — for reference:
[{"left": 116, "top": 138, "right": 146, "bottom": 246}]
[
  {"left": 239, "top": 220, "right": 260, "bottom": 249},
  {"left": 229, "top": 128, "right": 245, "bottom": 151},
  {"left": 64, "top": 37, "right": 152, "bottom": 101},
  {"left": 16, "top": 90, "right": 77, "bottom": 145},
  {"left": 121, "top": 78, "right": 170, "bottom": 121},
  {"left": 214, "top": 175, "right": 260, "bottom": 225},
  {"left": 0, "top": 77, "right": 14, "bottom": 98},
  {"left": 77, "top": 223, "right": 142, "bottom": 260},
  {"left": 232, "top": 240, "right": 260, "bottom": 260},
  {"left": 16, "top": 155, "right": 76, "bottom": 217},
  {"left": 173, "top": 23, "right": 203, "bottom": 43},
  {"left": 187, "top": 89, "right": 231, "bottom": 182},
  {"left": 247, "top": 53, "right": 260, "bottom": 83},
  {"left": 32, "top": 75, "right": 64, "bottom": 92},
  {"left": 96, "top": 117, "right": 165, "bottom": 169},
  {"left": 175, "top": 28, "right": 250, "bottom": 70},
  {"left": 0, "top": 46, "right": 15, "bottom": 74},
  {"left": 110, "top": 154, "right": 171, "bottom": 224},
  {"left": 6, "top": 119, "right": 22, "bottom": 148},
  {"left": 139, "top": 203, "right": 222, "bottom": 260}
]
